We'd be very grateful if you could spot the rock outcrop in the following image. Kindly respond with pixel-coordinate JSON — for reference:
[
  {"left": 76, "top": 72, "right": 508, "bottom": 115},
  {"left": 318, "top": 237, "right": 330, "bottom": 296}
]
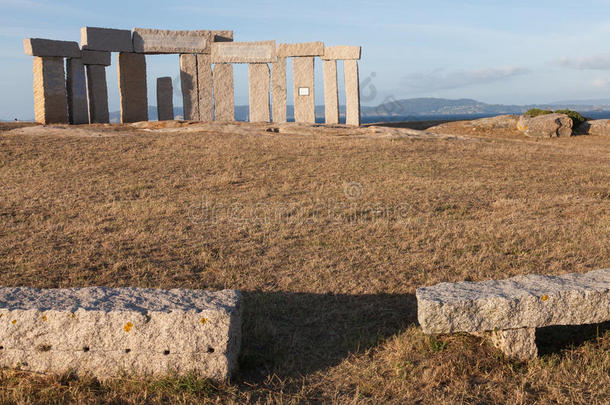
[
  {"left": 517, "top": 113, "right": 573, "bottom": 138},
  {"left": 575, "top": 119, "right": 610, "bottom": 136},
  {"left": 467, "top": 114, "right": 519, "bottom": 129}
]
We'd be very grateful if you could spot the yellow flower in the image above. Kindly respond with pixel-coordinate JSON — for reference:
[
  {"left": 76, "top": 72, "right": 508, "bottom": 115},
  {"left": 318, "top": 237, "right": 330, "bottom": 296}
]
[
  {"left": 200, "top": 317, "right": 207, "bottom": 325},
  {"left": 42, "top": 315, "right": 47, "bottom": 322},
  {"left": 11, "top": 320, "right": 16, "bottom": 325},
  {"left": 541, "top": 295, "right": 549, "bottom": 302},
  {"left": 124, "top": 322, "right": 134, "bottom": 332}
]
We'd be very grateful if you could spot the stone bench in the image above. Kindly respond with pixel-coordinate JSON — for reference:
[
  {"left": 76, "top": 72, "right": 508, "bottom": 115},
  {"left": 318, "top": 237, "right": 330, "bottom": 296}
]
[
  {"left": 0, "top": 287, "right": 242, "bottom": 380},
  {"left": 416, "top": 269, "right": 609, "bottom": 360}
]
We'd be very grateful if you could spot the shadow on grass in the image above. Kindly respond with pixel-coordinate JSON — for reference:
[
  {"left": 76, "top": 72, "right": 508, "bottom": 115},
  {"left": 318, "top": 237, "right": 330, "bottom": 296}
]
[
  {"left": 237, "top": 291, "right": 416, "bottom": 382},
  {"left": 536, "top": 321, "right": 610, "bottom": 356},
  {"left": 363, "top": 120, "right": 453, "bottom": 130}
]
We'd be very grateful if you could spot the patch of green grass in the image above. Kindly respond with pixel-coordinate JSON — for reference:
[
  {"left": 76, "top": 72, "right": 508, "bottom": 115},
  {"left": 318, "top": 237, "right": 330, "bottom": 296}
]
[
  {"left": 149, "top": 373, "right": 220, "bottom": 397},
  {"left": 554, "top": 109, "right": 587, "bottom": 127},
  {"left": 524, "top": 108, "right": 553, "bottom": 118},
  {"left": 524, "top": 108, "right": 587, "bottom": 127}
]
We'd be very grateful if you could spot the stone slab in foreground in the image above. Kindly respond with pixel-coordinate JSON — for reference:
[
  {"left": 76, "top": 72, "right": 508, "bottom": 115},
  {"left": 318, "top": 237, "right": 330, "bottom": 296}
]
[
  {"left": 417, "top": 269, "right": 609, "bottom": 360},
  {"left": 0, "top": 287, "right": 242, "bottom": 380},
  {"left": 417, "top": 269, "right": 609, "bottom": 334}
]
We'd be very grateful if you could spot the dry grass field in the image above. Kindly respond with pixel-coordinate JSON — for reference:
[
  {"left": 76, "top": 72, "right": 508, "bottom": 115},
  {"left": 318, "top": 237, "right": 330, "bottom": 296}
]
[{"left": 0, "top": 120, "right": 609, "bottom": 404}]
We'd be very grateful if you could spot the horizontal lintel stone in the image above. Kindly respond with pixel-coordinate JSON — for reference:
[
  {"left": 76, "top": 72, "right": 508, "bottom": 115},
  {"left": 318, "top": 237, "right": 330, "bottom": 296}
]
[
  {"left": 23, "top": 38, "right": 81, "bottom": 58},
  {"left": 416, "top": 269, "right": 610, "bottom": 334},
  {"left": 81, "top": 27, "right": 133, "bottom": 52},
  {"left": 322, "top": 45, "right": 362, "bottom": 60},
  {"left": 211, "top": 41, "right": 276, "bottom": 64},
  {"left": 81, "top": 50, "right": 111, "bottom": 66},
  {"left": 133, "top": 28, "right": 211, "bottom": 54},
  {"left": 0, "top": 287, "right": 242, "bottom": 380},
  {"left": 277, "top": 42, "right": 324, "bottom": 57},
  {"left": 212, "top": 31, "right": 234, "bottom": 43}
]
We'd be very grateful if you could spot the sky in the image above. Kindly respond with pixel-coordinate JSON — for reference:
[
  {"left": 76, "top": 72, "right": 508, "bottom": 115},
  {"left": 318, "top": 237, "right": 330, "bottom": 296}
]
[{"left": 3, "top": 0, "right": 610, "bottom": 119}]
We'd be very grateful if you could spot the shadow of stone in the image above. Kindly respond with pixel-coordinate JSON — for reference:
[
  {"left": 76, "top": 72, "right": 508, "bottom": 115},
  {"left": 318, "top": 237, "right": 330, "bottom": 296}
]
[
  {"left": 536, "top": 321, "right": 610, "bottom": 356},
  {"left": 237, "top": 291, "right": 416, "bottom": 382},
  {"left": 363, "top": 120, "right": 453, "bottom": 130}
]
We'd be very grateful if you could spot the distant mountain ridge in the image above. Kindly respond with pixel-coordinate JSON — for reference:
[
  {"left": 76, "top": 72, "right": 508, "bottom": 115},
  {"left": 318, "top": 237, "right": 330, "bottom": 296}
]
[{"left": 13, "top": 97, "right": 610, "bottom": 122}]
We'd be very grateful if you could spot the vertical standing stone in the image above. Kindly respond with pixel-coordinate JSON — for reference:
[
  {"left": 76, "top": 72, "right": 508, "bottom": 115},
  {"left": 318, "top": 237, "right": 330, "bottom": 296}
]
[
  {"left": 32, "top": 56, "right": 68, "bottom": 124},
  {"left": 213, "top": 64, "right": 234, "bottom": 122},
  {"left": 344, "top": 60, "right": 360, "bottom": 126},
  {"left": 118, "top": 52, "right": 148, "bottom": 123},
  {"left": 180, "top": 54, "right": 198, "bottom": 121},
  {"left": 271, "top": 57, "right": 287, "bottom": 123},
  {"left": 489, "top": 328, "right": 538, "bottom": 361},
  {"left": 86, "top": 65, "right": 109, "bottom": 123},
  {"left": 248, "top": 63, "right": 270, "bottom": 123},
  {"left": 156, "top": 77, "right": 174, "bottom": 121},
  {"left": 322, "top": 60, "right": 339, "bottom": 125},
  {"left": 292, "top": 57, "right": 315, "bottom": 123},
  {"left": 197, "top": 54, "right": 213, "bottom": 122},
  {"left": 66, "top": 58, "right": 89, "bottom": 125}
]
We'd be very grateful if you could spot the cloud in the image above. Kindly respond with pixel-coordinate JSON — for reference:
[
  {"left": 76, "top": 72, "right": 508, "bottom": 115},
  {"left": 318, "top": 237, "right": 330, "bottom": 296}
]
[
  {"left": 558, "top": 53, "right": 610, "bottom": 70},
  {"left": 401, "top": 67, "right": 530, "bottom": 92},
  {"left": 592, "top": 77, "right": 610, "bottom": 89}
]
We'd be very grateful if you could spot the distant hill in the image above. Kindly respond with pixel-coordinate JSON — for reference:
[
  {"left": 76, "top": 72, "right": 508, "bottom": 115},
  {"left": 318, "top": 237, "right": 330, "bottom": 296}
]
[{"left": 100, "top": 97, "right": 610, "bottom": 124}]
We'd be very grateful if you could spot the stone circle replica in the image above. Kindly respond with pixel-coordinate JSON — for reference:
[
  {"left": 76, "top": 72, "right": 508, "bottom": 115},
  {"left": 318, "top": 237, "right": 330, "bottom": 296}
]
[
  {"left": 0, "top": 287, "right": 242, "bottom": 380},
  {"left": 23, "top": 27, "right": 362, "bottom": 126}
]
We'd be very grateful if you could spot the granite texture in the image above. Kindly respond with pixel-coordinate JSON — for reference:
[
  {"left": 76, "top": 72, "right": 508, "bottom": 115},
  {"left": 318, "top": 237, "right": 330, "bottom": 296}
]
[
  {"left": 417, "top": 269, "right": 610, "bottom": 334},
  {"left": 211, "top": 41, "right": 276, "bottom": 64},
  {"left": 86, "top": 65, "right": 109, "bottom": 124},
  {"left": 292, "top": 57, "right": 315, "bottom": 123},
  {"left": 213, "top": 64, "right": 234, "bottom": 122},
  {"left": 322, "top": 45, "right": 361, "bottom": 60},
  {"left": 32, "top": 56, "right": 68, "bottom": 124},
  {"left": 24, "top": 38, "right": 81, "bottom": 58},
  {"left": 0, "top": 287, "right": 242, "bottom": 380},
  {"left": 489, "top": 328, "right": 538, "bottom": 361},
  {"left": 248, "top": 63, "right": 271, "bottom": 123},
  {"left": 277, "top": 42, "right": 324, "bottom": 57},
  {"left": 133, "top": 28, "right": 211, "bottom": 54},
  {"left": 118, "top": 52, "right": 148, "bottom": 123},
  {"left": 212, "top": 31, "right": 234, "bottom": 43},
  {"left": 344, "top": 60, "right": 361, "bottom": 126},
  {"left": 180, "top": 54, "right": 199, "bottom": 121},
  {"left": 197, "top": 54, "right": 214, "bottom": 122},
  {"left": 81, "top": 27, "right": 133, "bottom": 52},
  {"left": 81, "top": 50, "right": 111, "bottom": 66},
  {"left": 576, "top": 119, "right": 610, "bottom": 136},
  {"left": 156, "top": 77, "right": 174, "bottom": 121},
  {"left": 66, "top": 58, "right": 89, "bottom": 125},
  {"left": 271, "top": 57, "right": 287, "bottom": 123},
  {"left": 322, "top": 60, "right": 339, "bottom": 125},
  {"left": 517, "top": 113, "right": 573, "bottom": 138}
]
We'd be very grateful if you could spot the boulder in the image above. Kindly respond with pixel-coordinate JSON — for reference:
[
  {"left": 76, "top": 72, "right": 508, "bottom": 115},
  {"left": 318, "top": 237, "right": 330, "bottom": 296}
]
[
  {"left": 575, "top": 119, "right": 610, "bottom": 136},
  {"left": 467, "top": 115, "right": 519, "bottom": 129},
  {"left": 517, "top": 113, "right": 573, "bottom": 138}
]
